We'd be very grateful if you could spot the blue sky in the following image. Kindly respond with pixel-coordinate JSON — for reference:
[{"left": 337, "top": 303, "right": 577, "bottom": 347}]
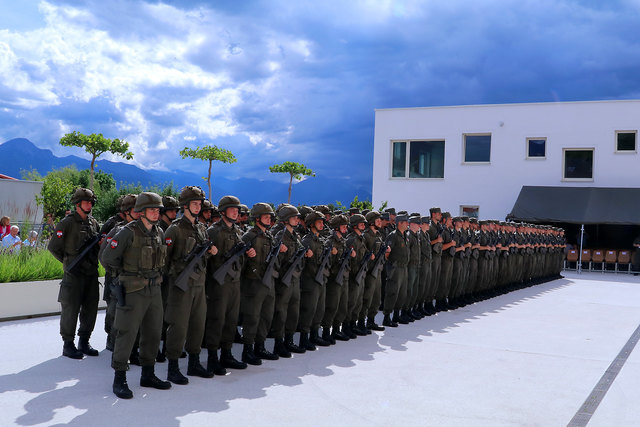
[{"left": 1, "top": 0, "right": 639, "bottom": 196}]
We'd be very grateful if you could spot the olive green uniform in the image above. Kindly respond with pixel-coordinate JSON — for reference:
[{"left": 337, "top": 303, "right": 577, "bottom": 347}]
[
  {"left": 383, "top": 229, "right": 408, "bottom": 314},
  {"left": 406, "top": 229, "right": 420, "bottom": 310},
  {"left": 322, "top": 231, "right": 350, "bottom": 330},
  {"left": 438, "top": 226, "right": 454, "bottom": 301},
  {"left": 345, "top": 231, "right": 367, "bottom": 323},
  {"left": 418, "top": 229, "right": 432, "bottom": 307},
  {"left": 298, "top": 232, "right": 327, "bottom": 333},
  {"left": 363, "top": 228, "right": 384, "bottom": 320},
  {"left": 428, "top": 221, "right": 442, "bottom": 304},
  {"left": 271, "top": 227, "right": 303, "bottom": 339}
]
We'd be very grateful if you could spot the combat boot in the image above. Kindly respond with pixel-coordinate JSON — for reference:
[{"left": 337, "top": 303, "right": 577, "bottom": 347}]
[
  {"left": 62, "top": 341, "right": 83, "bottom": 359},
  {"left": 187, "top": 353, "right": 214, "bottom": 378},
  {"left": 322, "top": 327, "right": 336, "bottom": 345},
  {"left": 207, "top": 350, "right": 227, "bottom": 376},
  {"left": 357, "top": 319, "right": 371, "bottom": 335},
  {"left": 255, "top": 341, "right": 279, "bottom": 360},
  {"left": 167, "top": 359, "right": 189, "bottom": 385},
  {"left": 78, "top": 337, "right": 99, "bottom": 356},
  {"left": 299, "top": 332, "right": 316, "bottom": 351},
  {"left": 382, "top": 313, "right": 398, "bottom": 328},
  {"left": 366, "top": 317, "right": 385, "bottom": 331},
  {"left": 310, "top": 328, "right": 331, "bottom": 346},
  {"left": 221, "top": 348, "right": 247, "bottom": 370},
  {"left": 273, "top": 338, "right": 292, "bottom": 358},
  {"left": 113, "top": 370, "right": 133, "bottom": 399},
  {"left": 342, "top": 321, "right": 357, "bottom": 339},
  {"left": 401, "top": 309, "right": 415, "bottom": 323},
  {"left": 242, "top": 344, "right": 263, "bottom": 366},
  {"left": 285, "top": 333, "right": 306, "bottom": 354},
  {"left": 141, "top": 365, "right": 171, "bottom": 389},
  {"left": 332, "top": 326, "right": 350, "bottom": 341},
  {"left": 412, "top": 307, "right": 424, "bottom": 319},
  {"left": 394, "top": 310, "right": 409, "bottom": 325}
]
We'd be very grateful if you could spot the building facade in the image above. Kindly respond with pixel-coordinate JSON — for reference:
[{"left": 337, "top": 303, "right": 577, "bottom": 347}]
[{"left": 372, "top": 100, "right": 640, "bottom": 219}]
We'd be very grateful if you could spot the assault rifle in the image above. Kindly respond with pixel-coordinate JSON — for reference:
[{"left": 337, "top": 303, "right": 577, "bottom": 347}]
[
  {"left": 354, "top": 250, "right": 373, "bottom": 286},
  {"left": 262, "top": 233, "right": 284, "bottom": 287},
  {"left": 174, "top": 240, "right": 215, "bottom": 291},
  {"left": 65, "top": 234, "right": 101, "bottom": 273},
  {"left": 314, "top": 243, "right": 333, "bottom": 285},
  {"left": 213, "top": 236, "right": 258, "bottom": 286},
  {"left": 370, "top": 243, "right": 388, "bottom": 279},
  {"left": 281, "top": 242, "right": 310, "bottom": 287}
]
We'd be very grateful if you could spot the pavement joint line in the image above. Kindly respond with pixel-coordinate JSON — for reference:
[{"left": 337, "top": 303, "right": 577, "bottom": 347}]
[{"left": 567, "top": 321, "right": 640, "bottom": 427}]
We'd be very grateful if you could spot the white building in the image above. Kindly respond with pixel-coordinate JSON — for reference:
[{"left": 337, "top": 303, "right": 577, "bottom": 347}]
[{"left": 372, "top": 100, "right": 640, "bottom": 220}]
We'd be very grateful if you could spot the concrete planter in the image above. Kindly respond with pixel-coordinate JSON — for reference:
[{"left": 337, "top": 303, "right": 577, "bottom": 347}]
[{"left": 0, "top": 278, "right": 106, "bottom": 321}]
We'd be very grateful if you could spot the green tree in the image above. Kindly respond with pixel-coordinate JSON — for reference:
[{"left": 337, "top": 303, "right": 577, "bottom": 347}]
[
  {"left": 20, "top": 168, "right": 43, "bottom": 181},
  {"left": 59, "top": 131, "right": 133, "bottom": 191},
  {"left": 269, "top": 161, "right": 315, "bottom": 204},
  {"left": 179, "top": 145, "right": 237, "bottom": 200},
  {"left": 36, "top": 168, "right": 77, "bottom": 220}
]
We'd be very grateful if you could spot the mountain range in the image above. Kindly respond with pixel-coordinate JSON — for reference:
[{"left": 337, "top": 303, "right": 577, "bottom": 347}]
[{"left": 0, "top": 138, "right": 372, "bottom": 206}]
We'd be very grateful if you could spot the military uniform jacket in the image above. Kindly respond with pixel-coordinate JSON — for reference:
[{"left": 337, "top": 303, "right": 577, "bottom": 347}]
[
  {"left": 328, "top": 231, "right": 350, "bottom": 282},
  {"left": 276, "top": 227, "right": 305, "bottom": 279},
  {"left": 385, "top": 229, "right": 409, "bottom": 267},
  {"left": 100, "top": 214, "right": 122, "bottom": 239},
  {"left": 165, "top": 216, "right": 210, "bottom": 287},
  {"left": 48, "top": 211, "right": 100, "bottom": 272},
  {"left": 346, "top": 231, "right": 368, "bottom": 276},
  {"left": 301, "top": 231, "right": 327, "bottom": 279},
  {"left": 363, "top": 228, "right": 383, "bottom": 271},
  {"left": 242, "top": 226, "right": 274, "bottom": 281},
  {"left": 207, "top": 220, "right": 245, "bottom": 283},
  {"left": 470, "top": 230, "right": 480, "bottom": 259},
  {"left": 419, "top": 230, "right": 432, "bottom": 261},
  {"left": 407, "top": 230, "right": 421, "bottom": 266},
  {"left": 428, "top": 221, "right": 443, "bottom": 255},
  {"left": 99, "top": 218, "right": 127, "bottom": 274},
  {"left": 442, "top": 227, "right": 455, "bottom": 257},
  {"left": 102, "top": 219, "right": 166, "bottom": 293}
]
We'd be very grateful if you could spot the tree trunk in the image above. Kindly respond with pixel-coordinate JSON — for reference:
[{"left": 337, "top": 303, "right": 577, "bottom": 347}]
[
  {"left": 207, "top": 160, "right": 213, "bottom": 201},
  {"left": 90, "top": 154, "right": 96, "bottom": 191},
  {"left": 287, "top": 174, "right": 293, "bottom": 204}
]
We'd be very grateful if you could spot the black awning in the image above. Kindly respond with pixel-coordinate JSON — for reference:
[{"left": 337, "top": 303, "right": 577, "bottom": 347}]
[{"left": 507, "top": 186, "right": 640, "bottom": 225}]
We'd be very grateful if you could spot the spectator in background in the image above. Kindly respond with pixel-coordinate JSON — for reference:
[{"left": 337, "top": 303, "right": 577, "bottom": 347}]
[
  {"left": 0, "top": 216, "right": 10, "bottom": 240},
  {"left": 1, "top": 226, "right": 23, "bottom": 253},
  {"left": 42, "top": 213, "right": 55, "bottom": 237},
  {"left": 23, "top": 230, "right": 39, "bottom": 249}
]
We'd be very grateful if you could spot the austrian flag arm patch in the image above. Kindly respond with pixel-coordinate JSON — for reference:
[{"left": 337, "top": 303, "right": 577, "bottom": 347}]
[
  {"left": 110, "top": 239, "right": 118, "bottom": 249},
  {"left": 165, "top": 238, "right": 173, "bottom": 247},
  {"left": 56, "top": 231, "right": 63, "bottom": 238}
]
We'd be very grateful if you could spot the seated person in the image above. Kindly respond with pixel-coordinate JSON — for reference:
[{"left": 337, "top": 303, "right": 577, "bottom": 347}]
[
  {"left": 0, "top": 216, "right": 10, "bottom": 240},
  {"left": 23, "top": 230, "right": 38, "bottom": 248},
  {"left": 1, "top": 226, "right": 22, "bottom": 253}
]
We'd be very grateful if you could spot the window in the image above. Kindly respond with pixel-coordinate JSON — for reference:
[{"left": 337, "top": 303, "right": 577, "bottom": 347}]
[
  {"left": 563, "top": 149, "right": 594, "bottom": 180},
  {"left": 391, "top": 141, "right": 406, "bottom": 177},
  {"left": 464, "top": 134, "right": 491, "bottom": 163},
  {"left": 391, "top": 140, "right": 445, "bottom": 178},
  {"left": 527, "top": 138, "right": 546, "bottom": 158},
  {"left": 460, "top": 206, "right": 479, "bottom": 218},
  {"left": 616, "top": 131, "right": 636, "bottom": 152}
]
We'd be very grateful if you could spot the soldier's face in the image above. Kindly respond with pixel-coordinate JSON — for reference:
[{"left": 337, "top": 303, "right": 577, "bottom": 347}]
[
  {"left": 288, "top": 216, "right": 300, "bottom": 227},
  {"left": 315, "top": 220, "right": 324, "bottom": 231},
  {"left": 409, "top": 223, "right": 420, "bottom": 233},
  {"left": 374, "top": 218, "right": 382, "bottom": 228},
  {"left": 166, "top": 209, "right": 177, "bottom": 220},
  {"left": 445, "top": 218, "right": 452, "bottom": 227},
  {"left": 189, "top": 200, "right": 202, "bottom": 215},
  {"left": 145, "top": 208, "right": 160, "bottom": 222},
  {"left": 397, "top": 221, "right": 408, "bottom": 233},
  {"left": 260, "top": 214, "right": 272, "bottom": 226},
  {"left": 421, "top": 223, "right": 429, "bottom": 232},
  {"left": 79, "top": 200, "right": 93, "bottom": 212},
  {"left": 338, "top": 224, "right": 348, "bottom": 234},
  {"left": 433, "top": 212, "right": 442, "bottom": 221},
  {"left": 225, "top": 207, "right": 239, "bottom": 221},
  {"left": 130, "top": 210, "right": 141, "bottom": 220}
]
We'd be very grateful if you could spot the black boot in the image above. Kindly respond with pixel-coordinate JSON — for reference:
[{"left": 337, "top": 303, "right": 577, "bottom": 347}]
[
  {"left": 129, "top": 347, "right": 141, "bottom": 366},
  {"left": 62, "top": 341, "right": 83, "bottom": 359},
  {"left": 310, "top": 328, "right": 331, "bottom": 347},
  {"left": 255, "top": 341, "right": 279, "bottom": 360},
  {"left": 401, "top": 310, "right": 414, "bottom": 323},
  {"left": 285, "top": 333, "right": 306, "bottom": 354},
  {"left": 187, "top": 353, "right": 214, "bottom": 378},
  {"left": 322, "top": 327, "right": 336, "bottom": 345},
  {"left": 273, "top": 338, "right": 292, "bottom": 358},
  {"left": 221, "top": 348, "right": 247, "bottom": 370},
  {"left": 141, "top": 365, "right": 171, "bottom": 389},
  {"left": 78, "top": 337, "right": 99, "bottom": 356},
  {"left": 207, "top": 350, "right": 227, "bottom": 376},
  {"left": 167, "top": 359, "right": 189, "bottom": 385},
  {"left": 382, "top": 313, "right": 398, "bottom": 328},
  {"left": 299, "top": 332, "right": 316, "bottom": 351},
  {"left": 242, "top": 344, "right": 263, "bottom": 366},
  {"left": 358, "top": 318, "right": 372, "bottom": 335},
  {"left": 113, "top": 370, "right": 133, "bottom": 399},
  {"left": 332, "top": 326, "right": 350, "bottom": 341},
  {"left": 342, "top": 321, "right": 357, "bottom": 339},
  {"left": 367, "top": 317, "right": 385, "bottom": 331},
  {"left": 394, "top": 310, "right": 409, "bottom": 325}
]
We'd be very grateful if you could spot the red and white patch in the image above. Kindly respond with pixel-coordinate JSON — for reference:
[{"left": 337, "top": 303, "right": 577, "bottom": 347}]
[
  {"left": 165, "top": 238, "right": 173, "bottom": 246},
  {"left": 110, "top": 239, "right": 118, "bottom": 248},
  {"left": 56, "top": 231, "right": 63, "bottom": 238}
]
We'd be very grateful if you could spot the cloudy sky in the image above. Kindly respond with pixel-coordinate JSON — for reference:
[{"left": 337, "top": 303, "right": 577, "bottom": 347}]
[{"left": 1, "top": 0, "right": 640, "bottom": 194}]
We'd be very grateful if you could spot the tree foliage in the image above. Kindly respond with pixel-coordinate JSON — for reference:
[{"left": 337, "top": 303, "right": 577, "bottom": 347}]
[
  {"left": 269, "top": 161, "right": 315, "bottom": 203},
  {"left": 179, "top": 145, "right": 237, "bottom": 200},
  {"left": 59, "top": 131, "right": 133, "bottom": 191}
]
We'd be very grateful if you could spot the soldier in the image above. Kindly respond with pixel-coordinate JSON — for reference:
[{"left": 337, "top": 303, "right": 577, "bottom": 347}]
[
  {"left": 102, "top": 192, "right": 171, "bottom": 399},
  {"left": 204, "top": 195, "right": 255, "bottom": 374},
  {"left": 418, "top": 216, "right": 433, "bottom": 315},
  {"left": 198, "top": 199, "right": 215, "bottom": 227},
  {"left": 382, "top": 214, "right": 409, "bottom": 327},
  {"left": 321, "top": 214, "right": 355, "bottom": 342},
  {"left": 160, "top": 196, "right": 179, "bottom": 231},
  {"left": 271, "top": 205, "right": 307, "bottom": 357},
  {"left": 405, "top": 215, "right": 422, "bottom": 321},
  {"left": 467, "top": 218, "right": 480, "bottom": 302},
  {"left": 298, "top": 211, "right": 333, "bottom": 350},
  {"left": 164, "top": 186, "right": 216, "bottom": 384},
  {"left": 428, "top": 208, "right": 444, "bottom": 311},
  {"left": 362, "top": 211, "right": 388, "bottom": 331},
  {"left": 239, "top": 203, "right": 285, "bottom": 365},
  {"left": 438, "top": 213, "right": 456, "bottom": 310},
  {"left": 344, "top": 213, "right": 373, "bottom": 336},
  {"left": 48, "top": 187, "right": 101, "bottom": 359},
  {"left": 449, "top": 217, "right": 465, "bottom": 308},
  {"left": 237, "top": 204, "right": 250, "bottom": 232}
]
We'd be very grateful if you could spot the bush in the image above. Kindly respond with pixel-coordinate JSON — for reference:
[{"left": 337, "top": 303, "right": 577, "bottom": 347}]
[{"left": 0, "top": 249, "right": 105, "bottom": 283}]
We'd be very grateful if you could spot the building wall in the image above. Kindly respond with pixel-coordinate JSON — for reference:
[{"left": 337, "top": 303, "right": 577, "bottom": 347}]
[
  {"left": 0, "top": 179, "right": 44, "bottom": 224},
  {"left": 372, "top": 100, "right": 640, "bottom": 219}
]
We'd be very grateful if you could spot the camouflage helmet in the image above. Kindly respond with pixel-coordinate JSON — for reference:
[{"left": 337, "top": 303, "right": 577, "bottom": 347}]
[
  {"left": 278, "top": 205, "right": 300, "bottom": 222},
  {"left": 179, "top": 186, "right": 205, "bottom": 206},
  {"left": 134, "top": 192, "right": 163, "bottom": 212},
  {"left": 70, "top": 187, "right": 96, "bottom": 205},
  {"left": 161, "top": 195, "right": 179, "bottom": 212},
  {"left": 315, "top": 205, "right": 331, "bottom": 215},
  {"left": 115, "top": 195, "right": 126, "bottom": 213},
  {"left": 349, "top": 213, "right": 366, "bottom": 226},
  {"left": 365, "top": 210, "right": 381, "bottom": 224},
  {"left": 201, "top": 199, "right": 214, "bottom": 211},
  {"left": 250, "top": 202, "right": 275, "bottom": 218},
  {"left": 305, "top": 210, "right": 326, "bottom": 226},
  {"left": 298, "top": 206, "right": 313, "bottom": 219},
  {"left": 329, "top": 214, "right": 349, "bottom": 229},
  {"left": 120, "top": 194, "right": 138, "bottom": 212},
  {"left": 218, "top": 195, "right": 241, "bottom": 212}
]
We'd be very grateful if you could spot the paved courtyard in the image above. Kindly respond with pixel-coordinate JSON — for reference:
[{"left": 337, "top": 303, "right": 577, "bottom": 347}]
[{"left": 1, "top": 272, "right": 639, "bottom": 426}]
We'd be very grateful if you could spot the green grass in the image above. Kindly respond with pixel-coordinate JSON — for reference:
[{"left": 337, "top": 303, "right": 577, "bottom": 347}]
[{"left": 0, "top": 249, "right": 105, "bottom": 283}]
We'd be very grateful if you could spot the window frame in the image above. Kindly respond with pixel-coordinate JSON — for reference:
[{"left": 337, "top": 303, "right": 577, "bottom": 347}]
[
  {"left": 562, "top": 147, "right": 595, "bottom": 182},
  {"left": 462, "top": 133, "right": 492, "bottom": 164},
  {"left": 614, "top": 130, "right": 637, "bottom": 154},
  {"left": 525, "top": 137, "right": 547, "bottom": 160},
  {"left": 389, "top": 139, "right": 446, "bottom": 180}
]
